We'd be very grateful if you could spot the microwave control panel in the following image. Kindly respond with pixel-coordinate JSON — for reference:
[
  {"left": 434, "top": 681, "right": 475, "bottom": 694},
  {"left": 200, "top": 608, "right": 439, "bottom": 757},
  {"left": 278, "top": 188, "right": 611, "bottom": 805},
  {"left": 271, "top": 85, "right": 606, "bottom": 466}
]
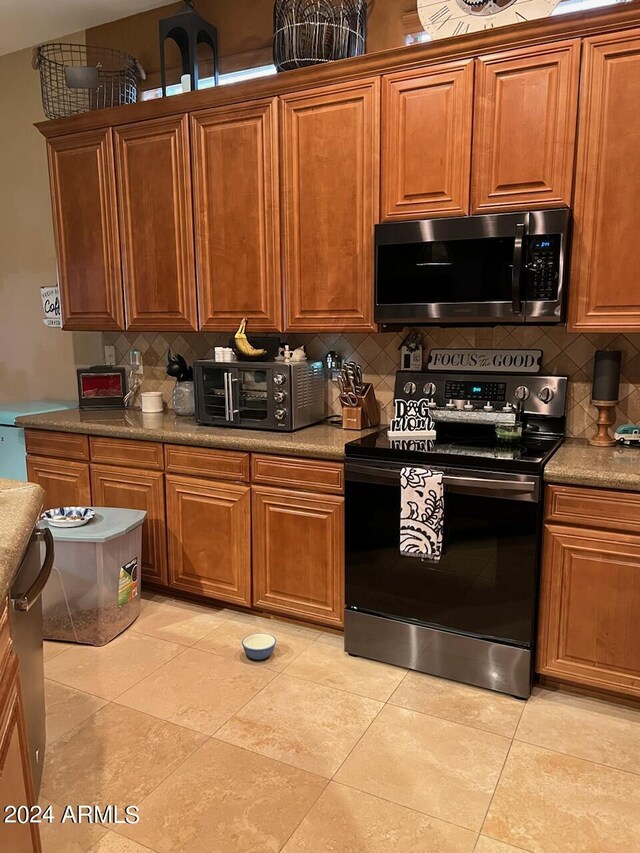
[{"left": 526, "top": 235, "right": 560, "bottom": 301}]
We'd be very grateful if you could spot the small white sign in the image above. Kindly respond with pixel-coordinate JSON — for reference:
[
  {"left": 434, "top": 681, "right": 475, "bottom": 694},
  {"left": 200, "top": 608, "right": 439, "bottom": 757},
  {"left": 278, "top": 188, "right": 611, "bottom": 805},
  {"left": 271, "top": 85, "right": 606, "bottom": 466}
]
[
  {"left": 41, "top": 286, "right": 62, "bottom": 328},
  {"left": 388, "top": 398, "right": 436, "bottom": 439},
  {"left": 427, "top": 348, "right": 542, "bottom": 374}
]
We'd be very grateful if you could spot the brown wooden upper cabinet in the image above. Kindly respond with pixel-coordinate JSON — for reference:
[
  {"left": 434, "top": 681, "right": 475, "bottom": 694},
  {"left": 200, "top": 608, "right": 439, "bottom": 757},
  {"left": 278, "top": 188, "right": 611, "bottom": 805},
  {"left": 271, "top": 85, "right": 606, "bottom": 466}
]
[
  {"left": 569, "top": 29, "right": 640, "bottom": 332},
  {"left": 472, "top": 40, "right": 580, "bottom": 213},
  {"left": 47, "top": 128, "right": 124, "bottom": 330},
  {"left": 191, "top": 99, "right": 283, "bottom": 332},
  {"left": 114, "top": 115, "right": 198, "bottom": 331},
  {"left": 280, "top": 79, "right": 379, "bottom": 332},
  {"left": 381, "top": 60, "right": 474, "bottom": 220}
]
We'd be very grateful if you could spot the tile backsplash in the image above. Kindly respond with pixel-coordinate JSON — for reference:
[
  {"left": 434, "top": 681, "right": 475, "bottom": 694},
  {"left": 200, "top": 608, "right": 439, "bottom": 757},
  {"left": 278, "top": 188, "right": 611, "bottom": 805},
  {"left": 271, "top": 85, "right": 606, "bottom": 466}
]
[{"left": 103, "top": 327, "right": 640, "bottom": 439}]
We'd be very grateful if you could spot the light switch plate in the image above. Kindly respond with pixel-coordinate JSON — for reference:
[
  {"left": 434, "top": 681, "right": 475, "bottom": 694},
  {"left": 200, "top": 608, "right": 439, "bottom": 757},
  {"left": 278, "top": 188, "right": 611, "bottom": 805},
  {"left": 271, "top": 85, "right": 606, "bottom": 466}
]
[{"left": 104, "top": 345, "right": 116, "bottom": 366}]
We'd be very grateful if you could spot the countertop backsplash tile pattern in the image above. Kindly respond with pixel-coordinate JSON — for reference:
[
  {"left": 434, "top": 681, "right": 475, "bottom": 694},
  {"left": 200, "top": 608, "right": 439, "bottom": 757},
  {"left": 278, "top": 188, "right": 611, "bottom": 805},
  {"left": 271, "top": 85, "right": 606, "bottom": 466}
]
[{"left": 102, "top": 328, "right": 640, "bottom": 439}]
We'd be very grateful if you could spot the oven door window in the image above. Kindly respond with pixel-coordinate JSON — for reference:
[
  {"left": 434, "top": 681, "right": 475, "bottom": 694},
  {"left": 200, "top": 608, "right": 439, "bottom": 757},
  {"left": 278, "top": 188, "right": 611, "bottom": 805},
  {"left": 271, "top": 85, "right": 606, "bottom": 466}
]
[
  {"left": 345, "top": 477, "right": 539, "bottom": 646},
  {"left": 238, "top": 369, "right": 269, "bottom": 422},
  {"left": 200, "top": 367, "right": 228, "bottom": 420},
  {"left": 377, "top": 238, "right": 515, "bottom": 305}
]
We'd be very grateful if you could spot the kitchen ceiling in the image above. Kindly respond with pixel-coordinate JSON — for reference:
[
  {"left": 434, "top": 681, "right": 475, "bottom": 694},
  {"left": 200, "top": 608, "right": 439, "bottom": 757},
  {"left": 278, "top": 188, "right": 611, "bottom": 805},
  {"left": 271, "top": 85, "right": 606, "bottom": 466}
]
[{"left": 0, "top": 0, "right": 171, "bottom": 56}]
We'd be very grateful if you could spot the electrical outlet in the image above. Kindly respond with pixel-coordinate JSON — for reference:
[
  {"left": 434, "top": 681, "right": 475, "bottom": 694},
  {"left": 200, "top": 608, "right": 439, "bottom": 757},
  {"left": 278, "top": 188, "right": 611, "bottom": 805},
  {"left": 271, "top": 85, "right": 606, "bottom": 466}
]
[
  {"left": 129, "top": 350, "right": 144, "bottom": 375},
  {"left": 104, "top": 345, "right": 116, "bottom": 366}
]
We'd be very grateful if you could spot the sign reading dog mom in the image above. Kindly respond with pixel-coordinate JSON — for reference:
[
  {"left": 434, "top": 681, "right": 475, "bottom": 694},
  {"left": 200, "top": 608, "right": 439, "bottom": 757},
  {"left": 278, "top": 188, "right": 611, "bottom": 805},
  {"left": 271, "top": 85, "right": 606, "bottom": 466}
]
[{"left": 427, "top": 349, "right": 542, "bottom": 374}]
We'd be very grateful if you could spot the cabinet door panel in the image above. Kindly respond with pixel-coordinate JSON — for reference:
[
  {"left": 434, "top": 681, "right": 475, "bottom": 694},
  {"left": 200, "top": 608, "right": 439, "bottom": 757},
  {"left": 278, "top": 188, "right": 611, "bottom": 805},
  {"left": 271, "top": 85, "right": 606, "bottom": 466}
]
[
  {"left": 166, "top": 475, "right": 251, "bottom": 605},
  {"left": 538, "top": 524, "right": 640, "bottom": 698},
  {"left": 569, "top": 29, "right": 640, "bottom": 331},
  {"left": 472, "top": 40, "right": 579, "bottom": 213},
  {"left": 0, "top": 656, "right": 41, "bottom": 853},
  {"left": 382, "top": 60, "right": 473, "bottom": 220},
  {"left": 252, "top": 486, "right": 344, "bottom": 627},
  {"left": 281, "top": 79, "right": 379, "bottom": 332},
  {"left": 115, "top": 115, "right": 197, "bottom": 331},
  {"left": 91, "top": 465, "right": 167, "bottom": 586},
  {"left": 26, "top": 456, "right": 90, "bottom": 509},
  {"left": 192, "top": 100, "right": 282, "bottom": 331},
  {"left": 47, "top": 129, "right": 124, "bottom": 330}
]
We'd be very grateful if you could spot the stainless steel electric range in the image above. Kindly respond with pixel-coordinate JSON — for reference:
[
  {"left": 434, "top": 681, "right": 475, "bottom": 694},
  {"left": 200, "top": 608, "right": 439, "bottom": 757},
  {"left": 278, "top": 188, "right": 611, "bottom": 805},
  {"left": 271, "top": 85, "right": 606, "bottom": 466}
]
[{"left": 344, "top": 370, "right": 568, "bottom": 699}]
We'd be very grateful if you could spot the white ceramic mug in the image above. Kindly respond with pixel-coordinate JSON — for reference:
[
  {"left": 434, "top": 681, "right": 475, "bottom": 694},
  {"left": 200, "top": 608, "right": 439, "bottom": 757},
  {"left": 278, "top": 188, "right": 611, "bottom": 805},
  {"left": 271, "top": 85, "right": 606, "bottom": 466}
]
[{"left": 140, "top": 391, "right": 164, "bottom": 413}]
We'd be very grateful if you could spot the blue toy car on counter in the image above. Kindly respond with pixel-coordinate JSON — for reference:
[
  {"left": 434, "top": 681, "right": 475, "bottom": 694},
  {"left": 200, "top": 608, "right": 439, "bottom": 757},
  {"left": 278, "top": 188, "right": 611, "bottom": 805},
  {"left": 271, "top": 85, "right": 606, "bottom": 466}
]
[{"left": 614, "top": 424, "right": 640, "bottom": 446}]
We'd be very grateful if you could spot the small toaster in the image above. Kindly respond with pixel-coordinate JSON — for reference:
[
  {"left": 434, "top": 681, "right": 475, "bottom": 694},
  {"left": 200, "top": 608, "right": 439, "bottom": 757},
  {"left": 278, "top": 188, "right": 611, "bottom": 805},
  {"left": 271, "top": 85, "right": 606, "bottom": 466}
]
[{"left": 77, "top": 366, "right": 127, "bottom": 409}]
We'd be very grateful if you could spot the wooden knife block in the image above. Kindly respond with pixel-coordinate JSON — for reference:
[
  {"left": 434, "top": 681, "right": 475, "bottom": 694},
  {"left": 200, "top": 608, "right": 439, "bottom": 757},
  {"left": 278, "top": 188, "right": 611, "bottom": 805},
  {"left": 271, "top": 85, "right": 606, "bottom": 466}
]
[{"left": 341, "top": 384, "right": 380, "bottom": 430}]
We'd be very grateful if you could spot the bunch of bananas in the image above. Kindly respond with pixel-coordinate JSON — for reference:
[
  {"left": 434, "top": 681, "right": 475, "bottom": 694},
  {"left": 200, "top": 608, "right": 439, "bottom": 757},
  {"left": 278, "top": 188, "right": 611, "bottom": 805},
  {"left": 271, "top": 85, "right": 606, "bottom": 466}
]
[{"left": 234, "top": 318, "right": 267, "bottom": 358}]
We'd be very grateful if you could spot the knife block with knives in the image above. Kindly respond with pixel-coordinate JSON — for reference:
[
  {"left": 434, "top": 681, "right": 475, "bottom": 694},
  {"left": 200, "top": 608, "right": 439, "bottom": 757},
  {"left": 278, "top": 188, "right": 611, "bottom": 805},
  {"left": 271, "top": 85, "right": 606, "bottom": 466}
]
[{"left": 338, "top": 362, "right": 380, "bottom": 430}]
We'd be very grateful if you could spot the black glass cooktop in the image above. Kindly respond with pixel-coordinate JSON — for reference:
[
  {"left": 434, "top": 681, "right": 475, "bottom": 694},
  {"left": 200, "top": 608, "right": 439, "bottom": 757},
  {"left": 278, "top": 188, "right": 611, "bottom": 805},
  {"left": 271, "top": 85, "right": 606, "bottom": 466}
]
[{"left": 345, "top": 423, "right": 563, "bottom": 475}]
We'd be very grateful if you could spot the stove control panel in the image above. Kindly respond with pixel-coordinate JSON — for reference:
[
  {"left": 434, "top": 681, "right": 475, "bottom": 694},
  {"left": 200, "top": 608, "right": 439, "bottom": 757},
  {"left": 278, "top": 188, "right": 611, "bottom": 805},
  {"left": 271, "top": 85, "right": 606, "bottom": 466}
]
[
  {"left": 394, "top": 372, "right": 567, "bottom": 420},
  {"left": 444, "top": 380, "right": 506, "bottom": 403}
]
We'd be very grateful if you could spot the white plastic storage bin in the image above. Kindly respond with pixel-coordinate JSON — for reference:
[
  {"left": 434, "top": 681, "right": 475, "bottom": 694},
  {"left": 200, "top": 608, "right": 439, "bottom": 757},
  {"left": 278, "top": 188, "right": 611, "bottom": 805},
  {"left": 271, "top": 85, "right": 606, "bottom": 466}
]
[{"left": 41, "top": 507, "right": 146, "bottom": 646}]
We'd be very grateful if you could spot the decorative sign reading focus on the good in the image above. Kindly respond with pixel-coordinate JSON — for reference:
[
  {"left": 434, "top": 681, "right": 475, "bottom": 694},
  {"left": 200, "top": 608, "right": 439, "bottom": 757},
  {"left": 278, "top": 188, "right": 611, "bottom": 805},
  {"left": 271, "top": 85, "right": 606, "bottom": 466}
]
[
  {"left": 388, "top": 398, "right": 437, "bottom": 439},
  {"left": 41, "top": 286, "right": 62, "bottom": 328},
  {"left": 427, "top": 349, "right": 542, "bottom": 374}
]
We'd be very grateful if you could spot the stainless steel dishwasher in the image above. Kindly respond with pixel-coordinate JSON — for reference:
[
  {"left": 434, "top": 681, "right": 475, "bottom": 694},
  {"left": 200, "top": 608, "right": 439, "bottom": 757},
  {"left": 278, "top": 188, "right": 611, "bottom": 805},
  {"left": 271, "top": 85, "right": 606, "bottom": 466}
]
[{"left": 9, "top": 527, "right": 54, "bottom": 795}]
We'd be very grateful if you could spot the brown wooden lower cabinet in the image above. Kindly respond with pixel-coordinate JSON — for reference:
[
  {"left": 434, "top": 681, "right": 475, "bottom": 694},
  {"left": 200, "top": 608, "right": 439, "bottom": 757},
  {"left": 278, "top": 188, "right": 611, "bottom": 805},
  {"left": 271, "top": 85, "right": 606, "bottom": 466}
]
[
  {"left": 165, "top": 474, "right": 252, "bottom": 606},
  {"left": 90, "top": 464, "right": 167, "bottom": 585},
  {"left": 538, "top": 485, "right": 640, "bottom": 699},
  {"left": 0, "top": 606, "right": 41, "bottom": 853},
  {"left": 26, "top": 456, "right": 90, "bottom": 510},
  {"left": 252, "top": 486, "right": 344, "bottom": 628}
]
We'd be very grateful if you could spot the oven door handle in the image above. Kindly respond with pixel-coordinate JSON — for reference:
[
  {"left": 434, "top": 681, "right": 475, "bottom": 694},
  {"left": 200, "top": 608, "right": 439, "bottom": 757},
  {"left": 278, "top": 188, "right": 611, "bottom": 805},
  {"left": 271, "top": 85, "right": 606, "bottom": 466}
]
[
  {"left": 223, "top": 371, "right": 235, "bottom": 421},
  {"left": 11, "top": 528, "right": 54, "bottom": 613},
  {"left": 346, "top": 463, "right": 538, "bottom": 495},
  {"left": 512, "top": 221, "right": 526, "bottom": 315}
]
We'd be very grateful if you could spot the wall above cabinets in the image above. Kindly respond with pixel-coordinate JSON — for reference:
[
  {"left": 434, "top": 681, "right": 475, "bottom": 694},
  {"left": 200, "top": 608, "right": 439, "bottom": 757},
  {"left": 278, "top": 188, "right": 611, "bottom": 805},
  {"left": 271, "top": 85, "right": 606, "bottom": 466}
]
[{"left": 38, "top": 5, "right": 640, "bottom": 335}]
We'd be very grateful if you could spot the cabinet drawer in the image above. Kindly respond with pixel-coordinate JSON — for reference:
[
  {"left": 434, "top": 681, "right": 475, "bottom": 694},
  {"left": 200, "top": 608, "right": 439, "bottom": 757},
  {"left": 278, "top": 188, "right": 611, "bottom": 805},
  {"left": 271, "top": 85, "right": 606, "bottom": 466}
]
[
  {"left": 546, "top": 485, "right": 640, "bottom": 534},
  {"left": 164, "top": 444, "right": 249, "bottom": 482},
  {"left": 25, "top": 429, "right": 89, "bottom": 462},
  {"left": 252, "top": 454, "right": 344, "bottom": 495},
  {"left": 89, "top": 436, "right": 163, "bottom": 470}
]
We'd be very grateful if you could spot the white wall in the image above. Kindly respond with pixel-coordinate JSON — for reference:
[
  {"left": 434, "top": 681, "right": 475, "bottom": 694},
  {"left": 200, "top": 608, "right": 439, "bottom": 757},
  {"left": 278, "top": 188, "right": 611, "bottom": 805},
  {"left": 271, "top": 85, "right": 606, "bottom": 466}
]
[{"left": 0, "top": 32, "right": 102, "bottom": 404}]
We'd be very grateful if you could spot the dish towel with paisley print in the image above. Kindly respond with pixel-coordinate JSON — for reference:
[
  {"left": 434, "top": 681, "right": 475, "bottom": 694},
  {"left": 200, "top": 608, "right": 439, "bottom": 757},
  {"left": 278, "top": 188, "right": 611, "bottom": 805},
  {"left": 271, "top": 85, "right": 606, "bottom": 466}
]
[{"left": 400, "top": 467, "right": 444, "bottom": 561}]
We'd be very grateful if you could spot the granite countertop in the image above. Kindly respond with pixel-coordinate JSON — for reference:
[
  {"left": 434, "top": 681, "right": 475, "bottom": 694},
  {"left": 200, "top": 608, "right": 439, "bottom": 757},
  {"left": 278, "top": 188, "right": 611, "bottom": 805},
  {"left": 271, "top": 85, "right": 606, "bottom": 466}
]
[
  {"left": 0, "top": 479, "right": 44, "bottom": 602},
  {"left": 15, "top": 409, "right": 378, "bottom": 461},
  {"left": 545, "top": 438, "right": 640, "bottom": 493}
]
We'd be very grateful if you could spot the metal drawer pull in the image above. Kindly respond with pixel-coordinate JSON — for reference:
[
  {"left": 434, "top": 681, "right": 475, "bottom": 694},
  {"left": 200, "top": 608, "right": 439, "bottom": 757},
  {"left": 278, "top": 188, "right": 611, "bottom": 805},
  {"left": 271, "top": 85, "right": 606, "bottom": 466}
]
[{"left": 11, "top": 528, "right": 54, "bottom": 612}]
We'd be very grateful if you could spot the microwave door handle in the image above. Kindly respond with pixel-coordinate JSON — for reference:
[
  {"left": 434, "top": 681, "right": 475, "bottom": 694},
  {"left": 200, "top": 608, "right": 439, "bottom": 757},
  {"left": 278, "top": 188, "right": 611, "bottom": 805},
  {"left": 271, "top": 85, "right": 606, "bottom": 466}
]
[{"left": 512, "top": 222, "right": 526, "bottom": 315}]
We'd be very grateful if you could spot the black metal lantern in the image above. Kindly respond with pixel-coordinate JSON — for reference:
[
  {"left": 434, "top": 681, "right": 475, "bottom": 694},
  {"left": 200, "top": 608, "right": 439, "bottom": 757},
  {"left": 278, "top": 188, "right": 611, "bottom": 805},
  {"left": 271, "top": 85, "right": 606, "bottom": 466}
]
[
  {"left": 159, "top": 0, "right": 219, "bottom": 95},
  {"left": 273, "top": 0, "right": 367, "bottom": 72}
]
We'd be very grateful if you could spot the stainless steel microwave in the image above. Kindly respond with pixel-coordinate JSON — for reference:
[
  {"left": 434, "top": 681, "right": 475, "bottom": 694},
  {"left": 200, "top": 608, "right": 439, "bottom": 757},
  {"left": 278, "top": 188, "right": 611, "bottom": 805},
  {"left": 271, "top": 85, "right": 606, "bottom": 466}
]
[
  {"left": 194, "top": 360, "right": 326, "bottom": 431},
  {"left": 375, "top": 208, "right": 570, "bottom": 326}
]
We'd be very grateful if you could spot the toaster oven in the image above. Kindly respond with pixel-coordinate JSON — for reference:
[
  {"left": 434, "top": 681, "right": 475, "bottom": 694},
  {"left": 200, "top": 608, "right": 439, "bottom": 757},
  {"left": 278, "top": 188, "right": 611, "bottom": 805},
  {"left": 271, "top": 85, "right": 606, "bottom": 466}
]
[{"left": 194, "top": 360, "right": 326, "bottom": 431}]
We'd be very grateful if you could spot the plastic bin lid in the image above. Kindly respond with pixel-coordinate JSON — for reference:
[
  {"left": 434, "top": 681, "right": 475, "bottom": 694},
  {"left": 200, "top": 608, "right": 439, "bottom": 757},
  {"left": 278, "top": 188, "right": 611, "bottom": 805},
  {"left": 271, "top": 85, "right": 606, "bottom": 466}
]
[{"left": 40, "top": 507, "right": 146, "bottom": 542}]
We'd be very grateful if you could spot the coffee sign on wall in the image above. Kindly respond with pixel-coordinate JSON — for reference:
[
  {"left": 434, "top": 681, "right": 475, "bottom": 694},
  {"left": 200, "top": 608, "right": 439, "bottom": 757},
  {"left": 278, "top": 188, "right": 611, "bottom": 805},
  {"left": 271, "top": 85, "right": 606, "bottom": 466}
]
[
  {"left": 40, "top": 286, "right": 62, "bottom": 328},
  {"left": 427, "top": 349, "right": 542, "bottom": 374}
]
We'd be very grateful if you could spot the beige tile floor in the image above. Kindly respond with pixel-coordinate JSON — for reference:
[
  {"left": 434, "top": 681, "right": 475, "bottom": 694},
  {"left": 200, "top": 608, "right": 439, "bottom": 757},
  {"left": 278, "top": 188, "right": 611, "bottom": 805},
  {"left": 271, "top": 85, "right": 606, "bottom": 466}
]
[{"left": 39, "top": 592, "right": 640, "bottom": 853}]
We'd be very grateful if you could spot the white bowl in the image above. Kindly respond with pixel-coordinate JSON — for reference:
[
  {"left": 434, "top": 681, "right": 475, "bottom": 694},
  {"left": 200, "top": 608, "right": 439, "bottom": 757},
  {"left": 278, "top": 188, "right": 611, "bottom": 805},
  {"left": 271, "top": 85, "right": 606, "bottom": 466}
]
[
  {"left": 41, "top": 507, "right": 95, "bottom": 528},
  {"left": 242, "top": 633, "right": 276, "bottom": 661}
]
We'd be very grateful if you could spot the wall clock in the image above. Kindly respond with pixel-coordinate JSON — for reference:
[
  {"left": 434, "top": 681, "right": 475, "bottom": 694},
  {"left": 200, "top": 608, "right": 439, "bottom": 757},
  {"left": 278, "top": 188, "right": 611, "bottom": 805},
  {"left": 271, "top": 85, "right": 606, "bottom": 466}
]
[{"left": 417, "top": 0, "right": 562, "bottom": 40}]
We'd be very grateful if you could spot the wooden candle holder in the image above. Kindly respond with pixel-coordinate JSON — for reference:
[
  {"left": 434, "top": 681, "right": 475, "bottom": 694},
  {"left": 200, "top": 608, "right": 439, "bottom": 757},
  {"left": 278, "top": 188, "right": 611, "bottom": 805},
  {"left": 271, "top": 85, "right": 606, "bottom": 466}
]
[{"left": 588, "top": 400, "right": 619, "bottom": 447}]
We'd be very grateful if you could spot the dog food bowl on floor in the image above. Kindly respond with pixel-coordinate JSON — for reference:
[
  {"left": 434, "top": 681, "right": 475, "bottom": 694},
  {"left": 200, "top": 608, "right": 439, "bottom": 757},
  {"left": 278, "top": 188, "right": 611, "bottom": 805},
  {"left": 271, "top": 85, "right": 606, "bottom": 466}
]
[{"left": 242, "top": 633, "right": 276, "bottom": 661}]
